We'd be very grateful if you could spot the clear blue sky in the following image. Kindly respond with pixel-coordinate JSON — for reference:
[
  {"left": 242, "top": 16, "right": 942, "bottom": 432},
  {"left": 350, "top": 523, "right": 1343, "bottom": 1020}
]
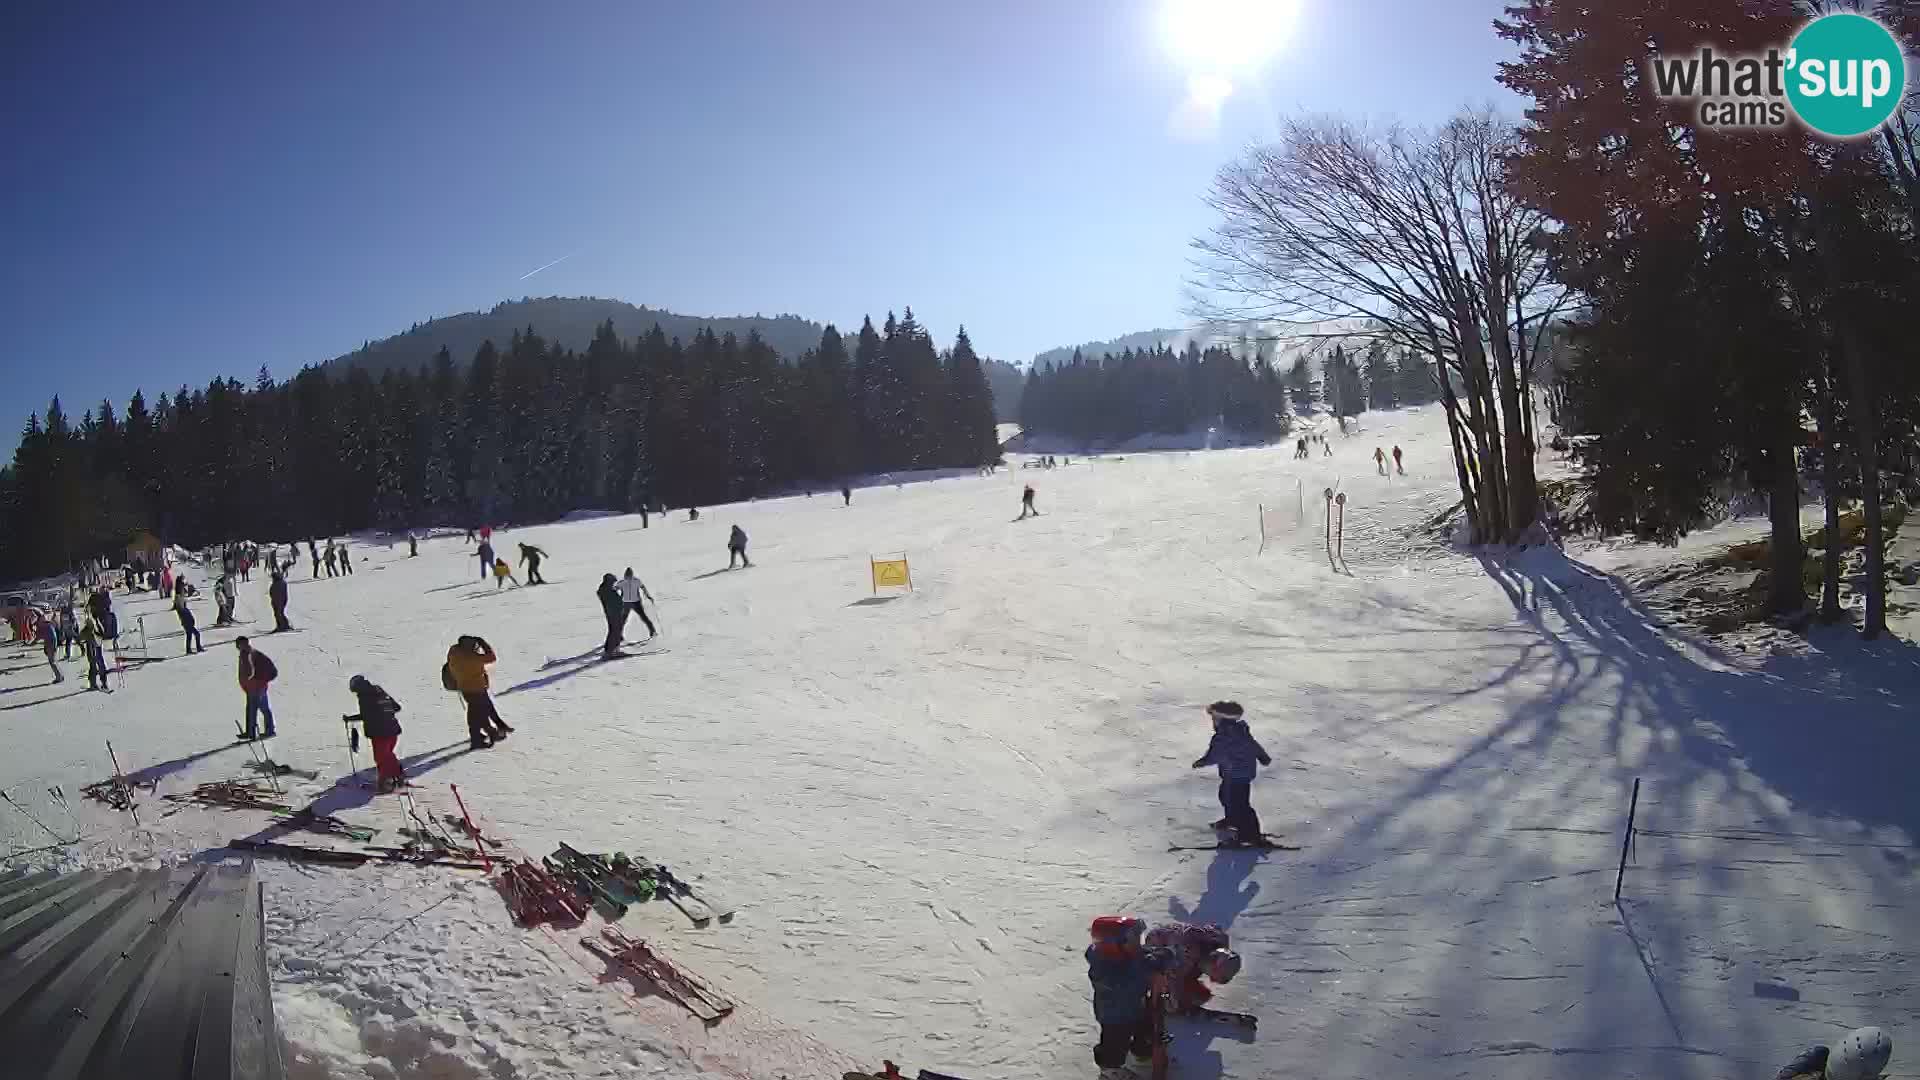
[{"left": 1, "top": 0, "right": 1519, "bottom": 444}]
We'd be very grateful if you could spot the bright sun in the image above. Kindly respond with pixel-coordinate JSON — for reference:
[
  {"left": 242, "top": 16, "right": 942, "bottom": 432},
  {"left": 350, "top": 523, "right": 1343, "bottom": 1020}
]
[{"left": 1159, "top": 0, "right": 1302, "bottom": 73}]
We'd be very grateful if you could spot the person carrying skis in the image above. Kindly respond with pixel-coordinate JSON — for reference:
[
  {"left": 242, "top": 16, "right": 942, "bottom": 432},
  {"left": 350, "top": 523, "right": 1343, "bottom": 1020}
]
[
  {"left": 1086, "top": 915, "right": 1167, "bottom": 1078},
  {"left": 1392, "top": 445, "right": 1404, "bottom": 475},
  {"left": 518, "top": 542, "right": 548, "bottom": 585},
  {"left": 1018, "top": 484, "right": 1038, "bottom": 520},
  {"left": 338, "top": 541, "right": 352, "bottom": 574},
  {"left": 476, "top": 540, "right": 495, "bottom": 580},
  {"left": 1144, "top": 922, "right": 1242, "bottom": 1018},
  {"left": 446, "top": 635, "right": 512, "bottom": 748},
  {"left": 618, "top": 568, "right": 656, "bottom": 639},
  {"left": 1374, "top": 447, "right": 1386, "bottom": 475},
  {"left": 268, "top": 568, "right": 292, "bottom": 631},
  {"left": 492, "top": 557, "right": 519, "bottom": 589},
  {"left": 345, "top": 674, "right": 406, "bottom": 791},
  {"left": 1191, "top": 701, "right": 1271, "bottom": 846},
  {"left": 235, "top": 636, "right": 277, "bottom": 740},
  {"left": 173, "top": 585, "right": 203, "bottom": 654},
  {"left": 727, "top": 525, "right": 751, "bottom": 569},
  {"left": 597, "top": 573, "right": 626, "bottom": 658}
]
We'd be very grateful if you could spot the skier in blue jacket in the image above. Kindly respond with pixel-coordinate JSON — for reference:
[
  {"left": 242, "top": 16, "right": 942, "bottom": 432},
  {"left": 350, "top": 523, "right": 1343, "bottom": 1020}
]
[
  {"left": 1192, "top": 700, "right": 1271, "bottom": 846},
  {"left": 1086, "top": 916, "right": 1167, "bottom": 1077}
]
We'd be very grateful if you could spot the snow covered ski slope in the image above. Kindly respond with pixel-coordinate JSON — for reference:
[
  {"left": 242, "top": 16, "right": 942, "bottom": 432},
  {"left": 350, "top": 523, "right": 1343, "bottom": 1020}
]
[{"left": 0, "top": 404, "right": 1913, "bottom": 1080}]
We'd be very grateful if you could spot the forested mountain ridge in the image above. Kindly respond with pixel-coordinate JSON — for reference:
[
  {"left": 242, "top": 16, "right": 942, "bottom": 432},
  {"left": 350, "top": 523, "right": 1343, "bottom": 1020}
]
[{"left": 328, "top": 296, "right": 827, "bottom": 377}]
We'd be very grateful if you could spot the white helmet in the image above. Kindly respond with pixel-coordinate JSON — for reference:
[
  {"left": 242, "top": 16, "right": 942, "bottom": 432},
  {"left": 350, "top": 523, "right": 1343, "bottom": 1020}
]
[{"left": 1827, "top": 1027, "right": 1893, "bottom": 1080}]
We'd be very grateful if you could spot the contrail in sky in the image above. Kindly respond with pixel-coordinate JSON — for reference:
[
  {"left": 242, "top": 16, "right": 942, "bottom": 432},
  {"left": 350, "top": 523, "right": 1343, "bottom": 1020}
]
[{"left": 518, "top": 250, "right": 579, "bottom": 280}]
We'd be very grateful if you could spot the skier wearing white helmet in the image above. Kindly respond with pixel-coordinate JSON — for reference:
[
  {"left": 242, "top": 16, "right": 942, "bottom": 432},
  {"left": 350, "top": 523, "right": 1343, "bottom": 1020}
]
[{"left": 1775, "top": 1026, "right": 1892, "bottom": 1080}]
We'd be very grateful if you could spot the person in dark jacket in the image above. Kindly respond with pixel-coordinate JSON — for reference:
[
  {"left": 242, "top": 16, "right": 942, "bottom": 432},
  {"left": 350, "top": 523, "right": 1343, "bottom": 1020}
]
[
  {"left": 597, "top": 574, "right": 626, "bottom": 658},
  {"left": 519, "top": 543, "right": 548, "bottom": 585},
  {"left": 1086, "top": 915, "right": 1166, "bottom": 1075},
  {"left": 40, "top": 620, "right": 63, "bottom": 684},
  {"left": 841, "top": 484, "right": 852, "bottom": 506},
  {"left": 323, "top": 542, "right": 338, "bottom": 577},
  {"left": 1192, "top": 701, "right": 1272, "bottom": 845},
  {"left": 79, "top": 615, "right": 108, "bottom": 691},
  {"left": 308, "top": 539, "right": 321, "bottom": 578},
  {"left": 476, "top": 540, "right": 495, "bottom": 580},
  {"left": 172, "top": 586, "right": 203, "bottom": 654},
  {"left": 338, "top": 542, "right": 353, "bottom": 575},
  {"left": 1019, "top": 484, "right": 1038, "bottom": 519},
  {"left": 727, "top": 525, "right": 751, "bottom": 568},
  {"left": 408, "top": 533, "right": 419, "bottom": 557},
  {"left": 345, "top": 674, "right": 407, "bottom": 791},
  {"left": 268, "top": 569, "right": 292, "bottom": 631}
]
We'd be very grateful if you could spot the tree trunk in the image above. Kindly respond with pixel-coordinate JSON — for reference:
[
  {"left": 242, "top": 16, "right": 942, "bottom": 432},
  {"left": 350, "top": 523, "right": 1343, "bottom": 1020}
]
[
  {"left": 1816, "top": 372, "right": 1844, "bottom": 623},
  {"left": 1491, "top": 328, "right": 1540, "bottom": 542},
  {"left": 1764, "top": 426, "right": 1806, "bottom": 617},
  {"left": 1837, "top": 321, "right": 1886, "bottom": 638},
  {"left": 1440, "top": 388, "right": 1483, "bottom": 543},
  {"left": 1455, "top": 292, "right": 1508, "bottom": 541}
]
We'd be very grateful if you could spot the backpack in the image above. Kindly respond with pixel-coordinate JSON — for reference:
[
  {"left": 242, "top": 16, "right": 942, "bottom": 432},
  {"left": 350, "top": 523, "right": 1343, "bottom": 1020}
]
[
  {"left": 252, "top": 652, "right": 278, "bottom": 682},
  {"left": 440, "top": 661, "right": 458, "bottom": 691}
]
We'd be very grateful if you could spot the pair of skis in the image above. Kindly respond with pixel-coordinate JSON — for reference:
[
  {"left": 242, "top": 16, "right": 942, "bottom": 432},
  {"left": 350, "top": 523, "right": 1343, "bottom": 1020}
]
[
  {"left": 582, "top": 926, "right": 734, "bottom": 1024},
  {"left": 549, "top": 844, "right": 735, "bottom": 927}
]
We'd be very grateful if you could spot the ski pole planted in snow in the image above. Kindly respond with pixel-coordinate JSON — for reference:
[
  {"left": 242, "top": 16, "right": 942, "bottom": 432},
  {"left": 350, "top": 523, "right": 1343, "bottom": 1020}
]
[{"left": 1614, "top": 776, "right": 1641, "bottom": 903}]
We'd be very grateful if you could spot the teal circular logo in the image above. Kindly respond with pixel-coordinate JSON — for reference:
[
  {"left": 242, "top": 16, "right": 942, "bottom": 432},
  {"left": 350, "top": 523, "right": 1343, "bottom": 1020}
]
[{"left": 1786, "top": 13, "right": 1907, "bottom": 137}]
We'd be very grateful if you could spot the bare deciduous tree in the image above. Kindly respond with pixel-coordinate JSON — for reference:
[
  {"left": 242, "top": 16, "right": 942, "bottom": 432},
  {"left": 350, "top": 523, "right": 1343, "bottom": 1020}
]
[{"left": 1190, "top": 108, "right": 1567, "bottom": 544}]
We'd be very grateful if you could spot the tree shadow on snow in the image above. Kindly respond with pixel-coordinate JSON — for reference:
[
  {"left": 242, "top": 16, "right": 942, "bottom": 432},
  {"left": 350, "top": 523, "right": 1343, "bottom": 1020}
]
[{"left": 0, "top": 688, "right": 91, "bottom": 711}]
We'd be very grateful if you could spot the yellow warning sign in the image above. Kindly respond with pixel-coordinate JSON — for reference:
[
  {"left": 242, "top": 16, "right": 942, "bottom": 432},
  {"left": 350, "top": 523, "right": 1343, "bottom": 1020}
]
[{"left": 870, "top": 557, "right": 912, "bottom": 593}]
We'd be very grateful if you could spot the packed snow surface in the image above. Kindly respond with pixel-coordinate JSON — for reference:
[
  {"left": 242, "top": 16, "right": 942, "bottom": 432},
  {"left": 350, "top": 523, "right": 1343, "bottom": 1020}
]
[{"left": 1, "top": 404, "right": 1913, "bottom": 1080}]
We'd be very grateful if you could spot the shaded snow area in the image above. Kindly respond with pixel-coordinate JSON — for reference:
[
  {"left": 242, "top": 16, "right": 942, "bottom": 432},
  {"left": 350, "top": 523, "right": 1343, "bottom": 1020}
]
[{"left": 1, "top": 404, "right": 1914, "bottom": 1080}]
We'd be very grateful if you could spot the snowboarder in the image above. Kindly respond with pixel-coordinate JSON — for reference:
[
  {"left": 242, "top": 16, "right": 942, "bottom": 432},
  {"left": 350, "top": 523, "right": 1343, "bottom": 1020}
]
[
  {"left": 727, "top": 525, "right": 751, "bottom": 569},
  {"left": 338, "top": 542, "right": 352, "bottom": 575},
  {"left": 1392, "top": 445, "right": 1404, "bottom": 475},
  {"left": 235, "top": 637, "right": 277, "bottom": 740},
  {"left": 1374, "top": 447, "right": 1386, "bottom": 475},
  {"left": 1144, "top": 922, "right": 1242, "bottom": 1017},
  {"left": 1776, "top": 1027, "right": 1893, "bottom": 1080},
  {"left": 518, "top": 543, "right": 548, "bottom": 585},
  {"left": 40, "top": 620, "right": 63, "bottom": 684},
  {"left": 618, "top": 568, "right": 657, "bottom": 639},
  {"left": 492, "top": 557, "right": 519, "bottom": 589},
  {"left": 1018, "top": 484, "right": 1038, "bottom": 520},
  {"left": 1086, "top": 916, "right": 1166, "bottom": 1077},
  {"left": 476, "top": 540, "right": 495, "bottom": 580},
  {"left": 308, "top": 539, "right": 321, "bottom": 578},
  {"left": 173, "top": 587, "right": 203, "bottom": 654},
  {"left": 345, "top": 674, "right": 406, "bottom": 791},
  {"left": 446, "top": 635, "right": 512, "bottom": 749},
  {"left": 268, "top": 569, "right": 292, "bottom": 631},
  {"left": 1191, "top": 701, "right": 1271, "bottom": 846},
  {"left": 408, "top": 532, "right": 419, "bottom": 557},
  {"left": 597, "top": 573, "right": 626, "bottom": 658},
  {"left": 841, "top": 485, "right": 852, "bottom": 506}
]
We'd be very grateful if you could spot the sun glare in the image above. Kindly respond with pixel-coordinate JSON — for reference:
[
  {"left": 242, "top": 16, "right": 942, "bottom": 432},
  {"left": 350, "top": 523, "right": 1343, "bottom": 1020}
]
[{"left": 1159, "top": 0, "right": 1301, "bottom": 73}]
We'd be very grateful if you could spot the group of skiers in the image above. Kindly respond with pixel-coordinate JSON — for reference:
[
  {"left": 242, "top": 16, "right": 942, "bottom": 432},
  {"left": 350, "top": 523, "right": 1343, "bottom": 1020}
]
[
  {"left": 307, "top": 538, "right": 353, "bottom": 577},
  {"left": 1086, "top": 915, "right": 1244, "bottom": 1078},
  {"left": 1373, "top": 445, "right": 1404, "bottom": 476}
]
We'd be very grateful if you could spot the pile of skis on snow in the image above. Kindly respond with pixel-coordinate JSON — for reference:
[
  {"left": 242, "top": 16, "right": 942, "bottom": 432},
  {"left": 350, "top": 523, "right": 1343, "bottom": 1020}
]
[
  {"left": 162, "top": 779, "right": 377, "bottom": 843},
  {"left": 507, "top": 843, "right": 733, "bottom": 928},
  {"left": 583, "top": 926, "right": 735, "bottom": 1024}
]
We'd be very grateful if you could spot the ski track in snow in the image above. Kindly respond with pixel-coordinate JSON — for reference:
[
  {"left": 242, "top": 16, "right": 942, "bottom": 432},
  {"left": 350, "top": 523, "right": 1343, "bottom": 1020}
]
[{"left": 2, "top": 404, "right": 1916, "bottom": 1080}]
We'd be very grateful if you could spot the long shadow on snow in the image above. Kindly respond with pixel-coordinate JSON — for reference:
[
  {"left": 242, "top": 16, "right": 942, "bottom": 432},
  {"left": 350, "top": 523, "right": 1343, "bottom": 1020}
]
[
  {"left": 124, "top": 741, "right": 250, "bottom": 786},
  {"left": 1168, "top": 848, "right": 1263, "bottom": 928},
  {"left": 500, "top": 650, "right": 665, "bottom": 696}
]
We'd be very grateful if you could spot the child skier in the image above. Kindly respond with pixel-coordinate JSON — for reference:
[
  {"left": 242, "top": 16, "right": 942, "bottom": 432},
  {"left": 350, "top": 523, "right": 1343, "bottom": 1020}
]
[
  {"left": 1191, "top": 701, "right": 1271, "bottom": 845},
  {"left": 727, "top": 525, "right": 751, "bottom": 568},
  {"left": 492, "top": 557, "right": 519, "bottom": 589},
  {"left": 1086, "top": 915, "right": 1166, "bottom": 1078},
  {"left": 345, "top": 674, "right": 406, "bottom": 791},
  {"left": 1144, "top": 922, "right": 1243, "bottom": 1018}
]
